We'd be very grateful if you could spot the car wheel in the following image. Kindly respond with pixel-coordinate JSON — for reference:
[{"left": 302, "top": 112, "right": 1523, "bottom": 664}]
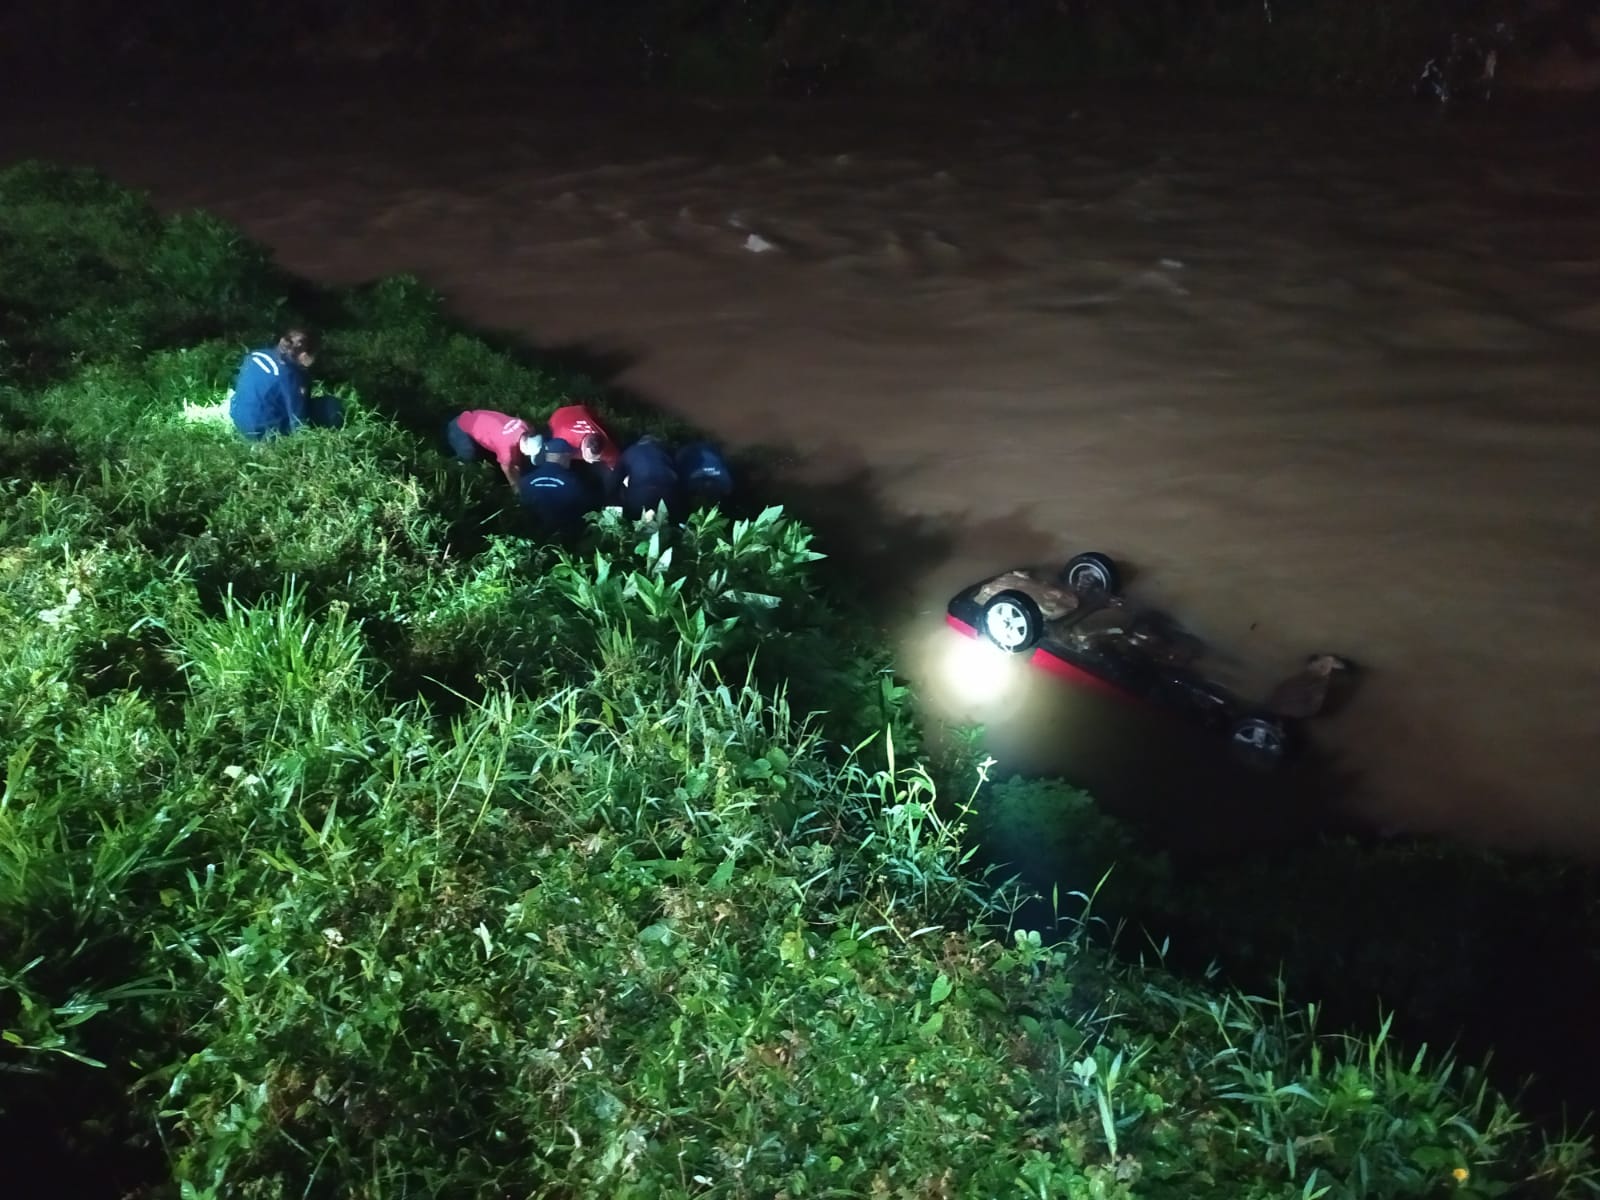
[
  {"left": 980, "top": 590, "right": 1043, "bottom": 654},
  {"left": 1229, "top": 716, "right": 1289, "bottom": 770},
  {"left": 1060, "top": 551, "right": 1121, "bottom": 594}
]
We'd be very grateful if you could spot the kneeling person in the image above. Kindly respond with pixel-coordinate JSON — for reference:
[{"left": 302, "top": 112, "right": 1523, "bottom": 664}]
[
  {"left": 516, "top": 437, "right": 600, "bottom": 533},
  {"left": 549, "top": 404, "right": 623, "bottom": 502},
  {"left": 617, "top": 435, "right": 681, "bottom": 520},
  {"left": 447, "top": 409, "right": 542, "bottom": 487},
  {"left": 548, "top": 402, "right": 621, "bottom": 469}
]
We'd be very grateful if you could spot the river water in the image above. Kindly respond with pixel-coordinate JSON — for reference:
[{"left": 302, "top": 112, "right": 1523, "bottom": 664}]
[{"left": 4, "top": 76, "right": 1598, "bottom": 854}]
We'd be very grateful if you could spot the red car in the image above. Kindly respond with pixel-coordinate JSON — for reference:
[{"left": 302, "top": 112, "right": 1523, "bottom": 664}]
[{"left": 944, "top": 552, "right": 1354, "bottom": 771}]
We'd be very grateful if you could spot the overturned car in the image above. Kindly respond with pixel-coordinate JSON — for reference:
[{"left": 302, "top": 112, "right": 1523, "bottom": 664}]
[{"left": 944, "top": 552, "right": 1356, "bottom": 771}]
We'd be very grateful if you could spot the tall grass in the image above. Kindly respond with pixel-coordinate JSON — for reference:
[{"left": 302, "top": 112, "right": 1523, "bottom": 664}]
[
  {"left": 2, "top": 159, "right": 1596, "bottom": 1198},
  {"left": 976, "top": 771, "right": 1600, "bottom": 1140}
]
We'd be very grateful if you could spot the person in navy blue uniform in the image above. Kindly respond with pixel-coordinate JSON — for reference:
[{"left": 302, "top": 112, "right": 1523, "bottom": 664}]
[
  {"left": 228, "top": 329, "right": 340, "bottom": 441},
  {"left": 515, "top": 437, "right": 600, "bottom": 534},
  {"left": 675, "top": 441, "right": 734, "bottom": 509},
  {"left": 617, "top": 435, "right": 681, "bottom": 520}
]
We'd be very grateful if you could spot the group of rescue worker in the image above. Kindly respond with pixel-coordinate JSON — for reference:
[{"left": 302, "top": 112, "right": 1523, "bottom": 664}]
[{"left": 227, "top": 327, "right": 732, "bottom": 530}]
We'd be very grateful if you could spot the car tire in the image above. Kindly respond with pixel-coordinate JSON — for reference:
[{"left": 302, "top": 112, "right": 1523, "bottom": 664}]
[
  {"left": 980, "top": 590, "right": 1044, "bottom": 654},
  {"left": 1229, "top": 716, "right": 1290, "bottom": 771},
  {"left": 1060, "top": 552, "right": 1121, "bottom": 594}
]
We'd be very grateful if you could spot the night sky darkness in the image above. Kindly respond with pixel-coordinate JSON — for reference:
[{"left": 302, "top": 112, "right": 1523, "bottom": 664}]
[{"left": 1, "top": 1, "right": 1595, "bottom": 91}]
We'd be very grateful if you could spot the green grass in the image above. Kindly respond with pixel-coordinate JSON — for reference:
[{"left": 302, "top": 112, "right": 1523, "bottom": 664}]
[
  {"left": 1, "top": 159, "right": 1596, "bottom": 1199},
  {"left": 974, "top": 773, "right": 1600, "bottom": 1128}
]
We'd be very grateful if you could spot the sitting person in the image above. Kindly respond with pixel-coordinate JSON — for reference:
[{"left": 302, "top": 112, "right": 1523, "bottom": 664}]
[
  {"left": 616, "top": 434, "right": 681, "bottom": 520},
  {"left": 229, "top": 328, "right": 340, "bottom": 441},
  {"left": 446, "top": 409, "right": 542, "bottom": 487},
  {"left": 515, "top": 437, "right": 601, "bottom": 533},
  {"left": 675, "top": 440, "right": 734, "bottom": 508}
]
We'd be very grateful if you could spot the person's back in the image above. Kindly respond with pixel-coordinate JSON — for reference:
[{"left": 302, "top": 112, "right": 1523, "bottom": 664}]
[
  {"left": 448, "top": 409, "right": 537, "bottom": 485},
  {"left": 230, "top": 338, "right": 310, "bottom": 441},
  {"left": 618, "top": 436, "right": 680, "bottom": 519},
  {"left": 516, "top": 438, "right": 599, "bottom": 533},
  {"left": 676, "top": 441, "right": 734, "bottom": 508},
  {"left": 548, "top": 403, "right": 621, "bottom": 469}
]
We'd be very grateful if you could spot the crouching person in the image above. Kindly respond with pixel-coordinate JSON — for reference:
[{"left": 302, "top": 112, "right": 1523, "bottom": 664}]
[
  {"left": 516, "top": 437, "right": 600, "bottom": 534},
  {"left": 446, "top": 409, "right": 543, "bottom": 487},
  {"left": 229, "top": 329, "right": 340, "bottom": 441},
  {"left": 548, "top": 402, "right": 621, "bottom": 469},
  {"left": 548, "top": 403, "right": 624, "bottom": 503}
]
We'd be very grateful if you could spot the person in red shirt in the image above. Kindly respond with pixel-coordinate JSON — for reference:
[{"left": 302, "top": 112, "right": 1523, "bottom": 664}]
[
  {"left": 546, "top": 402, "right": 624, "bottom": 503},
  {"left": 547, "top": 403, "right": 620, "bottom": 469},
  {"left": 446, "top": 409, "right": 543, "bottom": 486}
]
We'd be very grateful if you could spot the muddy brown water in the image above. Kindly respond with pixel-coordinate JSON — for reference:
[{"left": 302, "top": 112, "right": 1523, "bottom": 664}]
[{"left": 4, "top": 77, "right": 1598, "bottom": 855}]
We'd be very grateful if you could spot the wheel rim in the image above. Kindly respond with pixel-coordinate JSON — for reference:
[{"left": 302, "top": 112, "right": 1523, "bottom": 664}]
[
  {"left": 1232, "top": 720, "right": 1284, "bottom": 759},
  {"left": 983, "top": 601, "right": 1032, "bottom": 650},
  {"left": 1068, "top": 562, "right": 1110, "bottom": 591}
]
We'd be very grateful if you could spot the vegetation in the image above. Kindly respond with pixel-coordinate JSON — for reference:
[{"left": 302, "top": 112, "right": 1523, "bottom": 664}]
[
  {"left": 1, "top": 0, "right": 1554, "bottom": 100},
  {"left": 3, "top": 160, "right": 1598, "bottom": 1199},
  {"left": 976, "top": 775, "right": 1600, "bottom": 1131}
]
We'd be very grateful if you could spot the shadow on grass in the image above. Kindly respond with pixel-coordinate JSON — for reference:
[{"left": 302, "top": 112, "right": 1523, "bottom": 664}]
[
  {"left": 0, "top": 923, "right": 168, "bottom": 1200},
  {"left": 977, "top": 702, "right": 1600, "bottom": 1131},
  {"left": 735, "top": 447, "right": 963, "bottom": 611},
  {"left": 0, "top": 1056, "right": 166, "bottom": 1200}
]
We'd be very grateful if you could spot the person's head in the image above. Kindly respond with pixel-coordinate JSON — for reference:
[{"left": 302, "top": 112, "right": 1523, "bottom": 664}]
[
  {"left": 519, "top": 432, "right": 545, "bottom": 461},
  {"left": 543, "top": 437, "right": 576, "bottom": 468},
  {"left": 276, "top": 328, "right": 318, "bottom": 369},
  {"left": 579, "top": 432, "right": 605, "bottom": 463}
]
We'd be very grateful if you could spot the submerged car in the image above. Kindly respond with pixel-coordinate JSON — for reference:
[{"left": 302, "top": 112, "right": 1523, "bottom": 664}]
[{"left": 944, "top": 552, "right": 1354, "bottom": 770}]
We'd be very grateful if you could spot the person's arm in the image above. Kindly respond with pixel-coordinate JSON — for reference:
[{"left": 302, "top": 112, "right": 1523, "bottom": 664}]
[
  {"left": 267, "top": 378, "right": 294, "bottom": 437},
  {"left": 283, "top": 366, "right": 310, "bottom": 432},
  {"left": 504, "top": 455, "right": 527, "bottom": 491}
]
